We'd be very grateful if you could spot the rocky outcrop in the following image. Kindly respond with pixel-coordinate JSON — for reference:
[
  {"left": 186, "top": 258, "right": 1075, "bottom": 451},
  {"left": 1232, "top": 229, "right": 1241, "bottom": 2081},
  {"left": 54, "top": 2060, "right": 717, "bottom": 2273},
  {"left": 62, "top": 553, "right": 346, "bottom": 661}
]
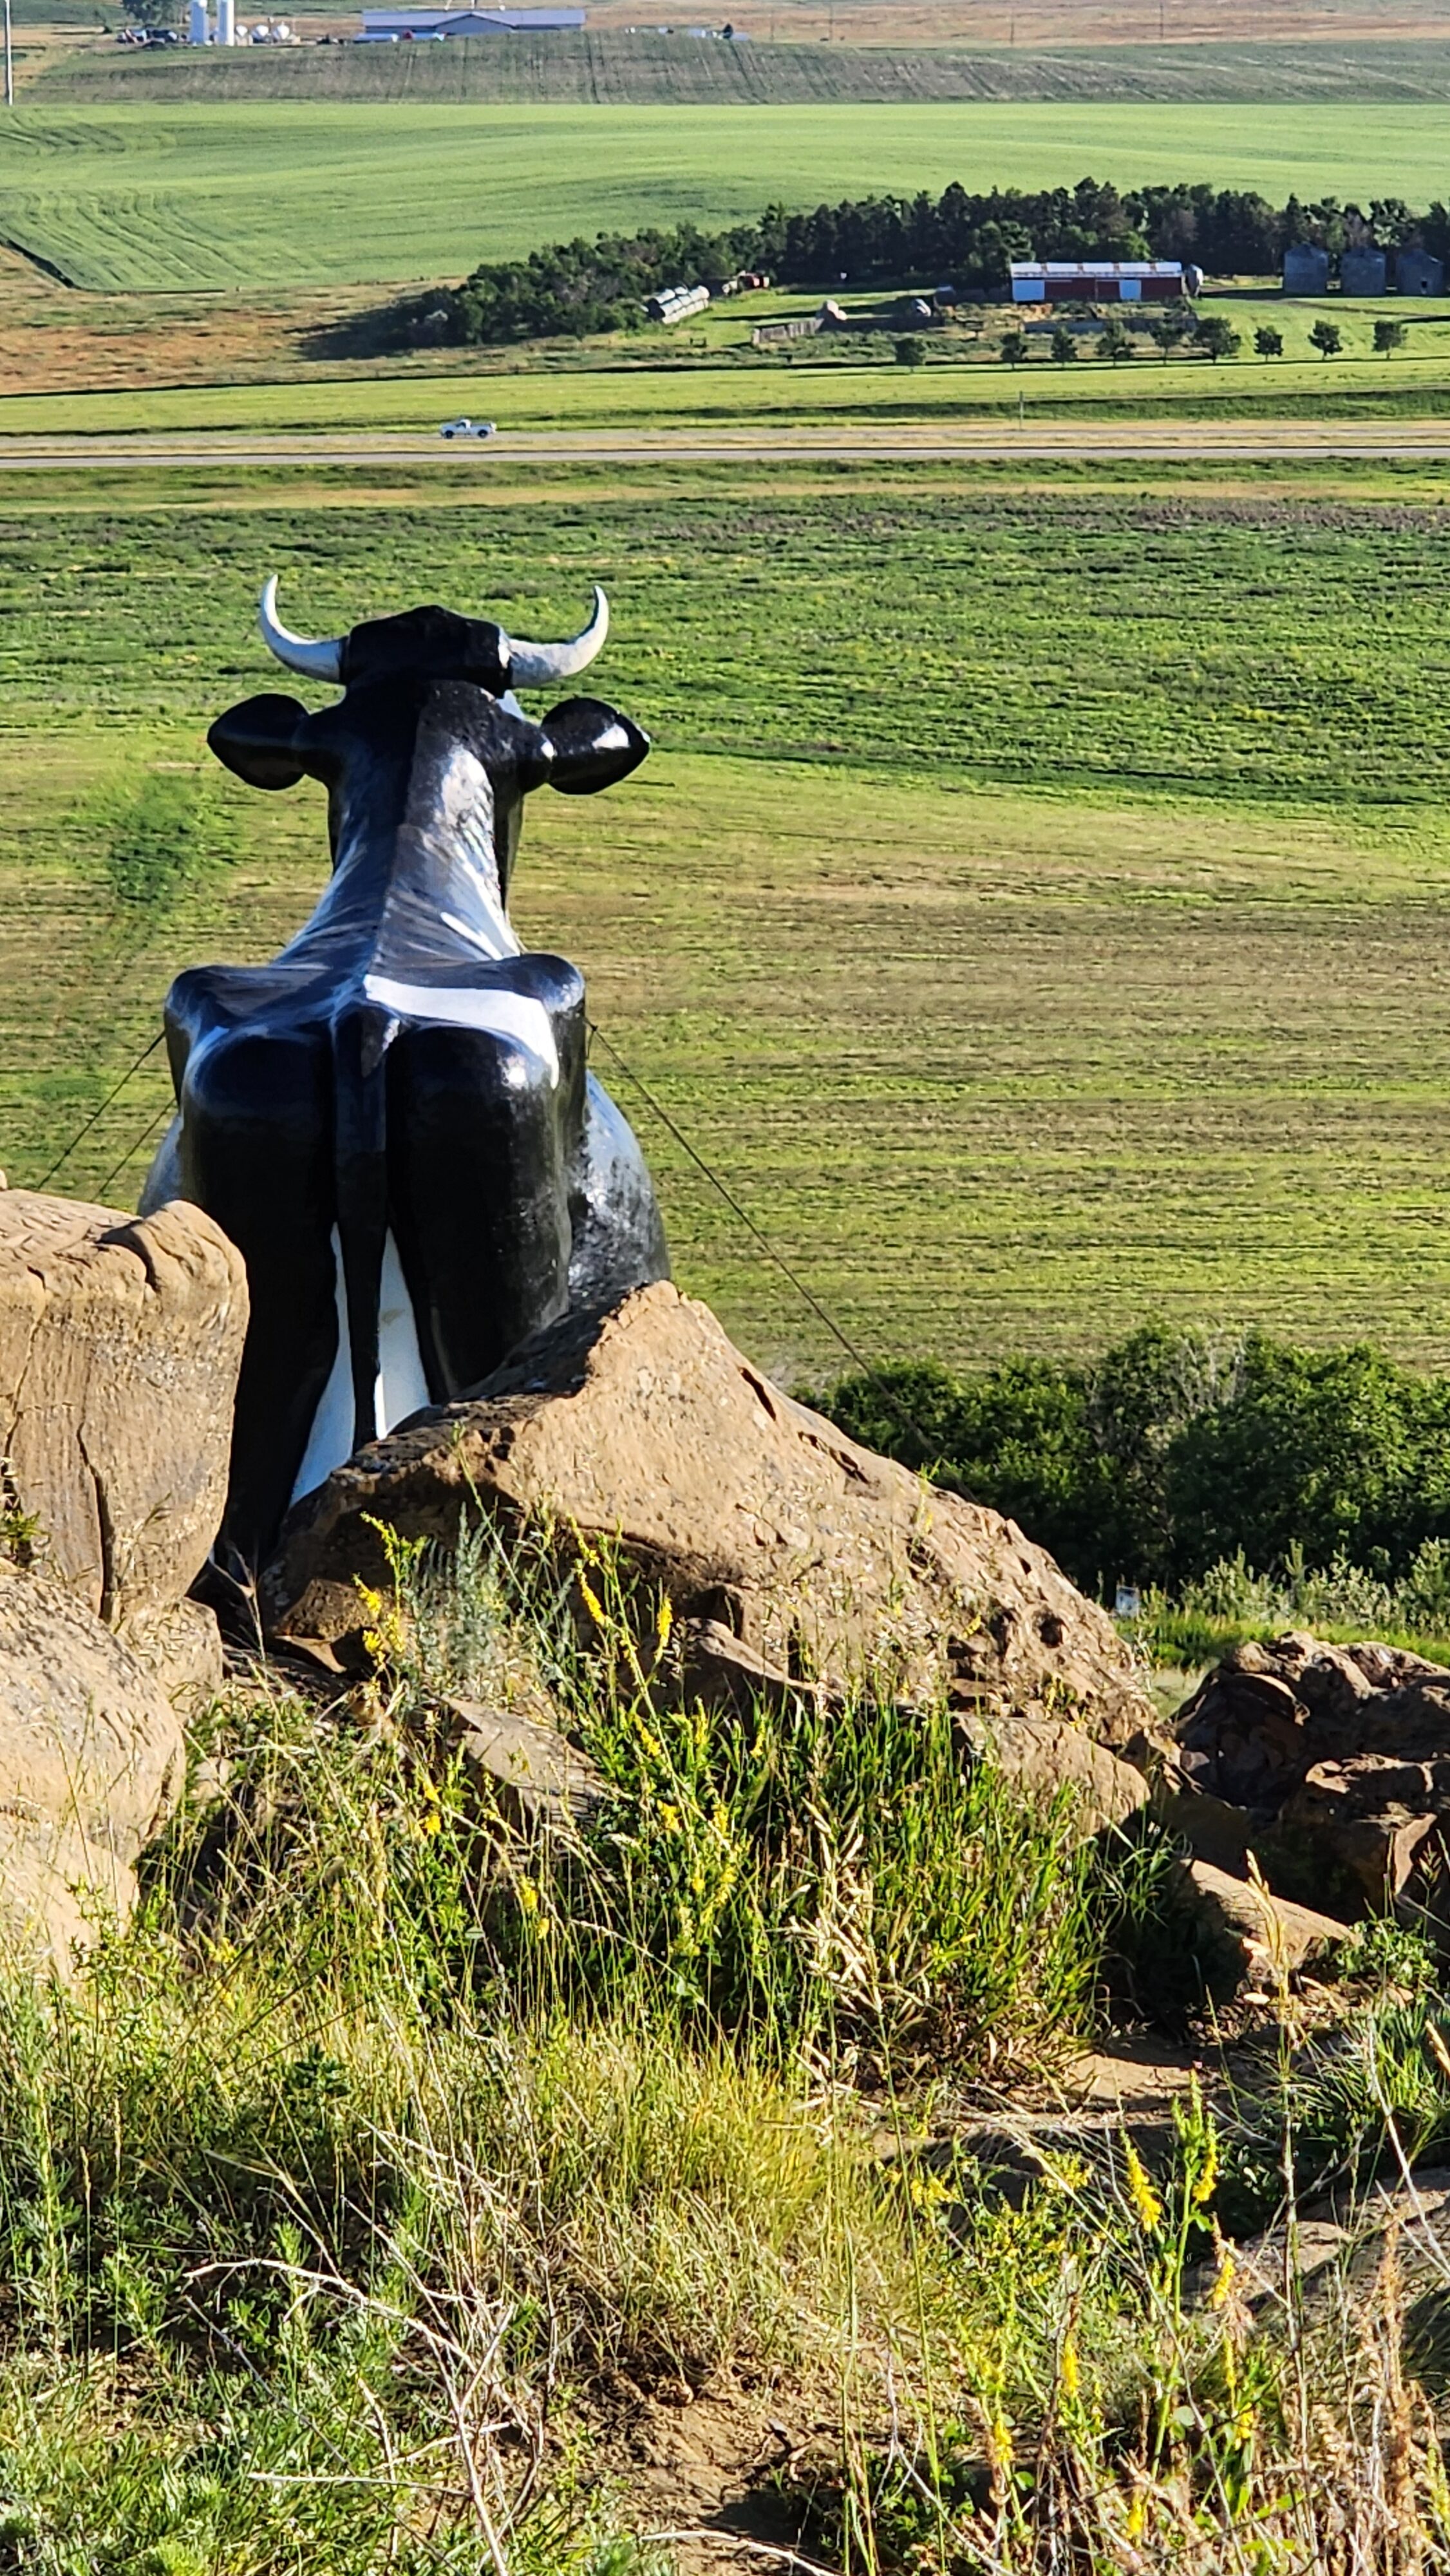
[
  {"left": 1166, "top": 1633, "right": 1450, "bottom": 1929},
  {"left": 263, "top": 1283, "right": 1154, "bottom": 1750},
  {"left": 0, "top": 1189, "right": 247, "bottom": 1641},
  {"left": 0, "top": 1560, "right": 184, "bottom": 1969}
]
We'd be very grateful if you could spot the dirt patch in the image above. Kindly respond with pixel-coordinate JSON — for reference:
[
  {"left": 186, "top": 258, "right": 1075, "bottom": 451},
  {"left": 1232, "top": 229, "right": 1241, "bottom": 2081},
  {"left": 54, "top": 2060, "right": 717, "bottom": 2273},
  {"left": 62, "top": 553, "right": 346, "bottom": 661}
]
[{"left": 594, "top": 2384, "right": 829, "bottom": 2573}]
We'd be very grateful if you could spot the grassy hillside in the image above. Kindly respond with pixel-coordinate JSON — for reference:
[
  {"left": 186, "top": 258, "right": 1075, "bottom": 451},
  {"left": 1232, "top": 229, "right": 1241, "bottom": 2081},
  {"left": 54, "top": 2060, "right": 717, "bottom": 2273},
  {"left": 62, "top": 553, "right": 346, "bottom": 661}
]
[
  {"left": 10, "top": 455, "right": 1450, "bottom": 1379},
  {"left": 48, "top": 30, "right": 1450, "bottom": 105},
  {"left": 8, "top": 1524, "right": 1449, "bottom": 2572},
  {"left": 8, "top": 100, "right": 1450, "bottom": 291}
]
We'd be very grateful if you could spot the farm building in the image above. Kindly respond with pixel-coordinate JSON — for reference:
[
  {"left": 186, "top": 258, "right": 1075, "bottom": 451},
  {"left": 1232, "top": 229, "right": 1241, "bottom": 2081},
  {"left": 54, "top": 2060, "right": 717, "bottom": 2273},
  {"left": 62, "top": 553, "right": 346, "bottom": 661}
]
[
  {"left": 1340, "top": 247, "right": 1388, "bottom": 296},
  {"left": 645, "top": 284, "right": 711, "bottom": 325},
  {"left": 359, "top": 6, "right": 585, "bottom": 28},
  {"left": 1283, "top": 243, "right": 1330, "bottom": 294},
  {"left": 1008, "top": 261, "right": 1200, "bottom": 305},
  {"left": 1397, "top": 247, "right": 1444, "bottom": 294}
]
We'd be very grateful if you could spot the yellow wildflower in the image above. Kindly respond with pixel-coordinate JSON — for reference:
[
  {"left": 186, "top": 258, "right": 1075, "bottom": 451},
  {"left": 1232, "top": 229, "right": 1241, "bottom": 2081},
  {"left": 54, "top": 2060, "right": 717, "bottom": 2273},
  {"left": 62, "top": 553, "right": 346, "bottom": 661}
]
[
  {"left": 578, "top": 1575, "right": 605, "bottom": 1626},
  {"left": 1125, "top": 2490, "right": 1146, "bottom": 2543},
  {"left": 1209, "top": 2240, "right": 1237, "bottom": 2310},
  {"left": 909, "top": 2169, "right": 950, "bottom": 2213},
  {"left": 1060, "top": 2336, "right": 1080, "bottom": 2400},
  {"left": 1192, "top": 2128, "right": 1219, "bottom": 2206},
  {"left": 655, "top": 1595, "right": 673, "bottom": 1653},
  {"left": 1125, "top": 2140, "right": 1163, "bottom": 2233}
]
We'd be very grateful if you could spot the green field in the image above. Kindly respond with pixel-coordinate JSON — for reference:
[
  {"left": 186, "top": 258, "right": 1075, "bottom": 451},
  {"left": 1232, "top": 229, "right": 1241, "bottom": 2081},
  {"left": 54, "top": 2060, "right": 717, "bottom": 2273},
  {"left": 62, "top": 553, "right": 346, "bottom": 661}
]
[
  {"left": 8, "top": 100, "right": 1450, "bottom": 291},
  {"left": 50, "top": 31, "right": 1450, "bottom": 106},
  {"left": 10, "top": 454, "right": 1450, "bottom": 1383}
]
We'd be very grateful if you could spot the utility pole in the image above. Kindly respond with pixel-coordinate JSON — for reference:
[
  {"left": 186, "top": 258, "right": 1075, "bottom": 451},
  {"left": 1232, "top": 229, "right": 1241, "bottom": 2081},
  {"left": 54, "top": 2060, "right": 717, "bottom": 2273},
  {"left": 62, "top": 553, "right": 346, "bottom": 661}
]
[{"left": 4, "top": 0, "right": 13, "bottom": 112}]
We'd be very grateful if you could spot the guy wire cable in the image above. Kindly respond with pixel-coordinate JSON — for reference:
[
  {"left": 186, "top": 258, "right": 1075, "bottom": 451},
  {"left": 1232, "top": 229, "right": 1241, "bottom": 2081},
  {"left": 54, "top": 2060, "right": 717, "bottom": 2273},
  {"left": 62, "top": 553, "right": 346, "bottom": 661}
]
[
  {"left": 588, "top": 1019, "right": 878, "bottom": 1382},
  {"left": 95, "top": 1100, "right": 174, "bottom": 1208},
  {"left": 32, "top": 1029, "right": 167, "bottom": 1194}
]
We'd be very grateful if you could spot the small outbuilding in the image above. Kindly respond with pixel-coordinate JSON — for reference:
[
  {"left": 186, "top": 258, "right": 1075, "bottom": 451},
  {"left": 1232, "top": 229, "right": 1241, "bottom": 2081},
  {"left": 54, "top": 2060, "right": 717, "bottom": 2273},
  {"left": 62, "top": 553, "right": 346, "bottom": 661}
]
[
  {"left": 645, "top": 283, "right": 711, "bottom": 325},
  {"left": 1340, "top": 247, "right": 1388, "bottom": 296},
  {"left": 1282, "top": 243, "right": 1330, "bottom": 296},
  {"left": 1397, "top": 246, "right": 1444, "bottom": 296}
]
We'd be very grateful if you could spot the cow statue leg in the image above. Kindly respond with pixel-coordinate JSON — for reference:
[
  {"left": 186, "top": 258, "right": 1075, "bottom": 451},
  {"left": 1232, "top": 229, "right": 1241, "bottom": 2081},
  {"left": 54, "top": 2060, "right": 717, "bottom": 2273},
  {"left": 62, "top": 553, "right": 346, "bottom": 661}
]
[
  {"left": 173, "top": 1018, "right": 343, "bottom": 1573},
  {"left": 384, "top": 1019, "right": 577, "bottom": 1397}
]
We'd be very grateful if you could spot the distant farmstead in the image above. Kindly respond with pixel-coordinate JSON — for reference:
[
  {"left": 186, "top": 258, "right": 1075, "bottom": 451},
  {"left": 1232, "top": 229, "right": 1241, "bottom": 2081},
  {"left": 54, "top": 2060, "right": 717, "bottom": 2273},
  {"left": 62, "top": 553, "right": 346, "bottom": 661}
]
[
  {"left": 359, "top": 6, "right": 585, "bottom": 28},
  {"left": 1008, "top": 261, "right": 1201, "bottom": 306}
]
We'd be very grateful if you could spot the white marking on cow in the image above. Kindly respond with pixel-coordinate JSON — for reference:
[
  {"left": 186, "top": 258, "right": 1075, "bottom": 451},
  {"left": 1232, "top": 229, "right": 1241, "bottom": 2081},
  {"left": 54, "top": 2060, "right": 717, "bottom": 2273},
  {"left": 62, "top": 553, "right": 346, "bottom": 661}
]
[
  {"left": 292, "top": 1226, "right": 353, "bottom": 1506},
  {"left": 362, "top": 972, "right": 559, "bottom": 1086},
  {"left": 441, "top": 907, "right": 513, "bottom": 960},
  {"left": 290, "top": 1225, "right": 431, "bottom": 1507},
  {"left": 377, "top": 1229, "right": 431, "bottom": 1435}
]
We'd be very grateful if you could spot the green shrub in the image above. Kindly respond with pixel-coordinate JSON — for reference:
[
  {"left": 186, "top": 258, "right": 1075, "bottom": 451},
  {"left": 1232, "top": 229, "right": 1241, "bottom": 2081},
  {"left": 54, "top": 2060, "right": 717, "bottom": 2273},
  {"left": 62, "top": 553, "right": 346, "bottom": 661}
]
[{"left": 818, "top": 1323, "right": 1450, "bottom": 1596}]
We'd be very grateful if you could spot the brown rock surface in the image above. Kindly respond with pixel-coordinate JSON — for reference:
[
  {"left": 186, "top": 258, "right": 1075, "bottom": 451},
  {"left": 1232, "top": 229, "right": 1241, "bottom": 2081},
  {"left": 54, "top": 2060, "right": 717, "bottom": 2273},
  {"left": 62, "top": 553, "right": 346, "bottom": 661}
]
[
  {"left": 0, "top": 1190, "right": 247, "bottom": 1631},
  {"left": 264, "top": 1283, "right": 1153, "bottom": 1745},
  {"left": 1169, "top": 1633, "right": 1450, "bottom": 1924},
  {"left": 0, "top": 1560, "right": 185, "bottom": 1968},
  {"left": 1173, "top": 1857, "right": 1351, "bottom": 1989},
  {"left": 959, "top": 1705, "right": 1149, "bottom": 1837}
]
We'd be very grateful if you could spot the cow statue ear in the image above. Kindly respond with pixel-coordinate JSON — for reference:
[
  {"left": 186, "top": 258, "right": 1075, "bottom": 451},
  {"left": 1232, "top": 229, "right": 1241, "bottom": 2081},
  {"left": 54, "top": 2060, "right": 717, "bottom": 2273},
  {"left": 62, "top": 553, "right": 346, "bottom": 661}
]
[
  {"left": 535, "top": 697, "right": 650, "bottom": 797},
  {"left": 207, "top": 693, "right": 310, "bottom": 791}
]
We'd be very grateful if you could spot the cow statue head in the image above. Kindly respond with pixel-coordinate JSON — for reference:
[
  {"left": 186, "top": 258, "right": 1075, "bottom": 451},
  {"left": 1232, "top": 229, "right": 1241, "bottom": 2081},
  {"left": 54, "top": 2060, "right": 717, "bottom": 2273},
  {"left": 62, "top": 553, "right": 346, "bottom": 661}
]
[{"left": 207, "top": 578, "right": 648, "bottom": 919}]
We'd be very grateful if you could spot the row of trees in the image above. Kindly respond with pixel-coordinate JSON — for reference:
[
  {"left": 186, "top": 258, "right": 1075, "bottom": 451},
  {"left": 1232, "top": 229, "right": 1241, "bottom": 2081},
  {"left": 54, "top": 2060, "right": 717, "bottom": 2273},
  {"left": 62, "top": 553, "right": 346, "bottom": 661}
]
[
  {"left": 996, "top": 314, "right": 1410, "bottom": 366},
  {"left": 431, "top": 176, "right": 1450, "bottom": 347}
]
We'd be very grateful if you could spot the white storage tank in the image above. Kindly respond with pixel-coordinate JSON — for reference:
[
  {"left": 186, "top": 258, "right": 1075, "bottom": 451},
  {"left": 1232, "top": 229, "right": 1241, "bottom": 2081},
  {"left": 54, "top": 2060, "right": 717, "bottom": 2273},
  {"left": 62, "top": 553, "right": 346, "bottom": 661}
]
[
  {"left": 188, "top": 0, "right": 211, "bottom": 41},
  {"left": 216, "top": 0, "right": 235, "bottom": 40}
]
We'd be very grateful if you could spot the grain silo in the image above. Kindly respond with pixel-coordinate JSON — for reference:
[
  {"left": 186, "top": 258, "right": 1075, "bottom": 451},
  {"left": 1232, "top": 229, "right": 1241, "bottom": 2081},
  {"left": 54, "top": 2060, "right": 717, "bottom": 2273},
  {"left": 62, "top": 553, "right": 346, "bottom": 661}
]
[
  {"left": 1340, "top": 247, "right": 1387, "bottom": 296},
  {"left": 1397, "top": 247, "right": 1444, "bottom": 295},
  {"left": 1283, "top": 244, "right": 1330, "bottom": 295}
]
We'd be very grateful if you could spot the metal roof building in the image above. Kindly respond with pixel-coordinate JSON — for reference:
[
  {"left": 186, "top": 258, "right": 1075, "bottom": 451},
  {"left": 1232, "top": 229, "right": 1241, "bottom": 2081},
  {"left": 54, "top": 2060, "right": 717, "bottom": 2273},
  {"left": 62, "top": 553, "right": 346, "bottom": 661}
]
[
  {"left": 361, "top": 6, "right": 585, "bottom": 28},
  {"left": 1008, "top": 260, "right": 1198, "bottom": 305}
]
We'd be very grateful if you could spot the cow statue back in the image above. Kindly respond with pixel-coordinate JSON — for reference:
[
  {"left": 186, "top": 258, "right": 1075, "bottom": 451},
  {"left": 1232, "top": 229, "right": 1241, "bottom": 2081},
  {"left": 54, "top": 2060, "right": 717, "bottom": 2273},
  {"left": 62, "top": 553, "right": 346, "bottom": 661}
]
[{"left": 142, "top": 578, "right": 669, "bottom": 1593}]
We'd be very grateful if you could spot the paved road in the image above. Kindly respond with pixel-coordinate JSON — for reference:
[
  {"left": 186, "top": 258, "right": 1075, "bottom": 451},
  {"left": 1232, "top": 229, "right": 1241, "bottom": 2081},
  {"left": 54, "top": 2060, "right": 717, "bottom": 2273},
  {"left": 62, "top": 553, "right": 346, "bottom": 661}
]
[{"left": 7, "top": 424, "right": 1450, "bottom": 468}]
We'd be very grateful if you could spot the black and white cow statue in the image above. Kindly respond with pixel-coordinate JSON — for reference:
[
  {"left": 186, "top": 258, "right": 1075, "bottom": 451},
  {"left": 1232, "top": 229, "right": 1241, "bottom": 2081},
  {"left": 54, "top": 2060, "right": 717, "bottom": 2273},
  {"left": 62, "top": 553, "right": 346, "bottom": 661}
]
[{"left": 142, "top": 578, "right": 669, "bottom": 1586}]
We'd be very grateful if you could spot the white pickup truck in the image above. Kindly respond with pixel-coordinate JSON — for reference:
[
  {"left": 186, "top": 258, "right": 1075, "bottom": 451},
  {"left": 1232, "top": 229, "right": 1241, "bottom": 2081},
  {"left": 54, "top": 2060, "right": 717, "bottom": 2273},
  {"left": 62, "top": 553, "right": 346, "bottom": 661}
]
[{"left": 438, "top": 417, "right": 497, "bottom": 440}]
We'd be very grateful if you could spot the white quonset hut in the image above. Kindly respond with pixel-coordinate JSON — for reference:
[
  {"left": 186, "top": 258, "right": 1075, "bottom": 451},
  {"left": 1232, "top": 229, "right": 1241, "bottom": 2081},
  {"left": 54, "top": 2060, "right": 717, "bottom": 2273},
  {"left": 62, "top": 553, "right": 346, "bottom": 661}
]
[
  {"left": 645, "top": 283, "right": 711, "bottom": 323},
  {"left": 359, "top": 6, "right": 585, "bottom": 26},
  {"left": 1009, "top": 260, "right": 1201, "bottom": 305}
]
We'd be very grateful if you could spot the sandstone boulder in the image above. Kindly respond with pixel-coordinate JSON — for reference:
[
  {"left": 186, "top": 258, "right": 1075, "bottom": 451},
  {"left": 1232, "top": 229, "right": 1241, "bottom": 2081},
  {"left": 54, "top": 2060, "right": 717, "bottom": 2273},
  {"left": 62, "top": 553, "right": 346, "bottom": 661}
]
[
  {"left": 959, "top": 1705, "right": 1149, "bottom": 1839},
  {"left": 1171, "top": 1856, "right": 1351, "bottom": 1991},
  {"left": 0, "top": 1560, "right": 184, "bottom": 1969},
  {"left": 0, "top": 1189, "right": 247, "bottom": 1638},
  {"left": 263, "top": 1283, "right": 1153, "bottom": 1748},
  {"left": 1167, "top": 1634, "right": 1450, "bottom": 1927}
]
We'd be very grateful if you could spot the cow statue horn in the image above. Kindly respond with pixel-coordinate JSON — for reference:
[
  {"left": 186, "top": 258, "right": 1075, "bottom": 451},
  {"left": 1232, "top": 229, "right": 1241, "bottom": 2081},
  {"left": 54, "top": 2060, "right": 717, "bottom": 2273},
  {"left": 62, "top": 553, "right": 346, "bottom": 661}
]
[
  {"left": 258, "top": 576, "right": 345, "bottom": 683},
  {"left": 502, "top": 585, "right": 608, "bottom": 688}
]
